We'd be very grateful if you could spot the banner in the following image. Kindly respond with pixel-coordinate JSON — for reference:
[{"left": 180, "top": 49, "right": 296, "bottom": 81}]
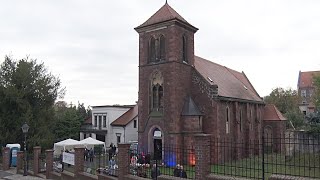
[{"left": 63, "top": 152, "right": 75, "bottom": 165}]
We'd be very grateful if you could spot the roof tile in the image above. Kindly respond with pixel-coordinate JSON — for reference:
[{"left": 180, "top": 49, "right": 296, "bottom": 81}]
[
  {"left": 110, "top": 104, "right": 138, "bottom": 126},
  {"left": 263, "top": 104, "right": 286, "bottom": 121},
  {"left": 194, "top": 56, "right": 262, "bottom": 102}
]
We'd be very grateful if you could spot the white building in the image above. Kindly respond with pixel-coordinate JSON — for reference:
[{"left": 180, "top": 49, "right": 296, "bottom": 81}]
[{"left": 79, "top": 104, "right": 138, "bottom": 146}]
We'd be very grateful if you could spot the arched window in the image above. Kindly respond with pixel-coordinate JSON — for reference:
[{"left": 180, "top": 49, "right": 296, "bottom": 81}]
[
  {"left": 240, "top": 109, "right": 243, "bottom": 132},
  {"left": 250, "top": 109, "right": 254, "bottom": 130},
  {"left": 226, "top": 107, "right": 230, "bottom": 134},
  {"left": 158, "top": 86, "right": 163, "bottom": 109},
  {"left": 148, "top": 35, "right": 165, "bottom": 63},
  {"left": 150, "top": 71, "right": 164, "bottom": 112},
  {"left": 152, "top": 86, "right": 158, "bottom": 109},
  {"left": 149, "top": 37, "right": 156, "bottom": 62},
  {"left": 159, "top": 35, "right": 165, "bottom": 61},
  {"left": 182, "top": 35, "right": 188, "bottom": 63}
]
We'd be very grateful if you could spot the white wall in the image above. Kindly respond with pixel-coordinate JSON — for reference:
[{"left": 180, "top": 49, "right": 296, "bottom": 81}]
[
  {"left": 91, "top": 106, "right": 130, "bottom": 146},
  {"left": 109, "top": 116, "right": 138, "bottom": 146}
]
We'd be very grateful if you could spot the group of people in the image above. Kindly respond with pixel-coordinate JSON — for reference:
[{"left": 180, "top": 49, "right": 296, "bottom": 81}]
[
  {"left": 84, "top": 148, "right": 94, "bottom": 162},
  {"left": 173, "top": 164, "right": 187, "bottom": 178},
  {"left": 108, "top": 143, "right": 117, "bottom": 160}
]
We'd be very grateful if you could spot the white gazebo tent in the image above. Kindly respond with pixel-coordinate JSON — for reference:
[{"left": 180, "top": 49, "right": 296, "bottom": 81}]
[
  {"left": 53, "top": 138, "right": 81, "bottom": 155},
  {"left": 80, "top": 137, "right": 105, "bottom": 151}
]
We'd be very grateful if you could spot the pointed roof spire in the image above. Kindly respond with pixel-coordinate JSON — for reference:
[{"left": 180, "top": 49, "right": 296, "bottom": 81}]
[{"left": 136, "top": 3, "right": 195, "bottom": 30}]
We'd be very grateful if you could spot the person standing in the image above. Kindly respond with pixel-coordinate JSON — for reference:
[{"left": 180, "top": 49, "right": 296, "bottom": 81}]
[
  {"left": 60, "top": 150, "right": 64, "bottom": 172},
  {"left": 89, "top": 148, "right": 94, "bottom": 162}
]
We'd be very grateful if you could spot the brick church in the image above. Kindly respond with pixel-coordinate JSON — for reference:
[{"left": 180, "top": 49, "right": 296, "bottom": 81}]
[{"left": 135, "top": 3, "right": 265, "bottom": 163}]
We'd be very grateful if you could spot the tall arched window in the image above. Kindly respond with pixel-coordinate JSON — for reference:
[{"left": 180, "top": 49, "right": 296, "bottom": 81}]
[
  {"left": 149, "top": 37, "right": 156, "bottom": 62},
  {"left": 148, "top": 35, "right": 165, "bottom": 63},
  {"left": 159, "top": 35, "right": 165, "bottom": 61},
  {"left": 226, "top": 107, "right": 230, "bottom": 134},
  {"left": 182, "top": 35, "right": 188, "bottom": 63},
  {"left": 150, "top": 71, "right": 164, "bottom": 112},
  {"left": 240, "top": 109, "right": 243, "bottom": 132}
]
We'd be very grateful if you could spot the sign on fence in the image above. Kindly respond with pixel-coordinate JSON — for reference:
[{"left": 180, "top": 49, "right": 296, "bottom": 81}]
[{"left": 63, "top": 152, "right": 75, "bottom": 165}]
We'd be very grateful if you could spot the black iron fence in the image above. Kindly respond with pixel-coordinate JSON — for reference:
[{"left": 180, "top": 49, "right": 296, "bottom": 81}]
[
  {"left": 84, "top": 148, "right": 119, "bottom": 176},
  {"left": 129, "top": 145, "right": 195, "bottom": 179},
  {"left": 39, "top": 153, "right": 46, "bottom": 173},
  {"left": 211, "top": 134, "right": 320, "bottom": 179}
]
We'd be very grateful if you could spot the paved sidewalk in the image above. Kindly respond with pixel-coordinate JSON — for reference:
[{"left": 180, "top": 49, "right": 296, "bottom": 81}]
[{"left": 0, "top": 168, "right": 44, "bottom": 180}]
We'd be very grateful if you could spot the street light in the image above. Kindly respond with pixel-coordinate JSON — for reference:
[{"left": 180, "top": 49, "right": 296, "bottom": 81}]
[{"left": 21, "top": 122, "right": 29, "bottom": 176}]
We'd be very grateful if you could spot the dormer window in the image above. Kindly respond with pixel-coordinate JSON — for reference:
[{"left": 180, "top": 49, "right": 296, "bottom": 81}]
[{"left": 148, "top": 35, "right": 166, "bottom": 63}]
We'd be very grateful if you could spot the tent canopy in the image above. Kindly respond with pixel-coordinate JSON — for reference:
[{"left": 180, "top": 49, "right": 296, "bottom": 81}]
[
  {"left": 54, "top": 138, "right": 81, "bottom": 155},
  {"left": 80, "top": 137, "right": 105, "bottom": 150}
]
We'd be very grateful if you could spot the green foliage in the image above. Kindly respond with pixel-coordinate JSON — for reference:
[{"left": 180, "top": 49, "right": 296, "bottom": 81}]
[
  {"left": 305, "top": 111, "right": 320, "bottom": 134},
  {"left": 0, "top": 56, "right": 65, "bottom": 149},
  {"left": 53, "top": 102, "right": 90, "bottom": 141},
  {"left": 284, "top": 110, "right": 305, "bottom": 129},
  {"left": 264, "top": 87, "right": 304, "bottom": 128},
  {"left": 313, "top": 75, "right": 320, "bottom": 109},
  {"left": 264, "top": 87, "right": 299, "bottom": 114}
]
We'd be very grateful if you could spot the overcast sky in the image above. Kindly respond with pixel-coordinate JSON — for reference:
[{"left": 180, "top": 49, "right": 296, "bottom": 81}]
[{"left": 1, "top": 0, "right": 320, "bottom": 107}]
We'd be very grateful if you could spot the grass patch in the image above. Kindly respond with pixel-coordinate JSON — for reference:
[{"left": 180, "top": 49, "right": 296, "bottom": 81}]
[{"left": 211, "top": 153, "right": 320, "bottom": 179}]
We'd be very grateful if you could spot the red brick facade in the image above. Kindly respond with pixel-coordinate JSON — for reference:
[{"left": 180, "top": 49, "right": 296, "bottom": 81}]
[{"left": 136, "top": 3, "right": 265, "bottom": 164}]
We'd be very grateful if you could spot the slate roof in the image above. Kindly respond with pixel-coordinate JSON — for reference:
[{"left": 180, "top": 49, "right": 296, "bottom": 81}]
[
  {"left": 263, "top": 104, "right": 286, "bottom": 121},
  {"left": 298, "top": 71, "right": 320, "bottom": 88},
  {"left": 110, "top": 104, "right": 138, "bottom": 126},
  {"left": 194, "top": 56, "right": 262, "bottom": 102},
  {"left": 136, "top": 2, "right": 192, "bottom": 29},
  {"left": 181, "top": 97, "right": 203, "bottom": 116}
]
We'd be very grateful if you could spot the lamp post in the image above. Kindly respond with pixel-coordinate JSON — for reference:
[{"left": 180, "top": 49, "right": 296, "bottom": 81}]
[{"left": 21, "top": 122, "right": 29, "bottom": 176}]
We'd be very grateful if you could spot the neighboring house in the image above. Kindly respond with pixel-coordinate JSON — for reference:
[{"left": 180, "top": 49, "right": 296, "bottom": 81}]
[
  {"left": 135, "top": 2, "right": 265, "bottom": 164},
  {"left": 79, "top": 104, "right": 137, "bottom": 146},
  {"left": 263, "top": 104, "right": 287, "bottom": 153},
  {"left": 297, "top": 70, "right": 320, "bottom": 115},
  {"left": 110, "top": 104, "right": 138, "bottom": 145}
]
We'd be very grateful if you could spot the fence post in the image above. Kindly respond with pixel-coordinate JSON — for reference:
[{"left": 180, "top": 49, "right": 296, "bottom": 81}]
[
  {"left": 194, "top": 134, "right": 211, "bottom": 180},
  {"left": 33, "top": 146, "right": 41, "bottom": 175},
  {"left": 74, "top": 147, "right": 85, "bottom": 178},
  {"left": 262, "top": 134, "right": 265, "bottom": 180},
  {"left": 118, "top": 143, "right": 131, "bottom": 179},
  {"left": 45, "top": 149, "right": 53, "bottom": 179},
  {"left": 2, "top": 147, "right": 10, "bottom": 171},
  {"left": 17, "top": 151, "right": 24, "bottom": 173}
]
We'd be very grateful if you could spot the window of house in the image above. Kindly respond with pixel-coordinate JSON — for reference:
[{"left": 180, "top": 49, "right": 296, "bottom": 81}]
[
  {"left": 94, "top": 115, "right": 97, "bottom": 127},
  {"left": 226, "top": 107, "right": 230, "bottom": 134},
  {"left": 301, "top": 90, "right": 306, "bottom": 97},
  {"left": 103, "top": 115, "right": 106, "bottom": 127},
  {"left": 134, "top": 120, "right": 137, "bottom": 128},
  {"left": 98, "top": 115, "right": 102, "bottom": 129},
  {"left": 303, "top": 111, "right": 307, "bottom": 115},
  {"left": 116, "top": 133, "right": 121, "bottom": 144},
  {"left": 182, "top": 35, "right": 188, "bottom": 63}
]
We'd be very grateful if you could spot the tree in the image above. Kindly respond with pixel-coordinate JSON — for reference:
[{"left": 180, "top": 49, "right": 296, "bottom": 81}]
[
  {"left": 313, "top": 75, "right": 320, "bottom": 110},
  {"left": 264, "top": 87, "right": 304, "bottom": 129},
  {"left": 53, "top": 101, "right": 91, "bottom": 141},
  {"left": 0, "top": 56, "right": 65, "bottom": 149}
]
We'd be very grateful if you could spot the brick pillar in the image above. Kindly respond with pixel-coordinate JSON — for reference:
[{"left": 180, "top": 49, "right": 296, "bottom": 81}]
[
  {"left": 17, "top": 151, "right": 24, "bottom": 173},
  {"left": 74, "top": 147, "right": 84, "bottom": 177},
  {"left": 194, "top": 134, "right": 211, "bottom": 180},
  {"left": 118, "top": 143, "right": 131, "bottom": 179},
  {"left": 33, "top": 146, "right": 41, "bottom": 175},
  {"left": 2, "top": 147, "right": 10, "bottom": 170},
  {"left": 45, "top": 149, "right": 54, "bottom": 179}
]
